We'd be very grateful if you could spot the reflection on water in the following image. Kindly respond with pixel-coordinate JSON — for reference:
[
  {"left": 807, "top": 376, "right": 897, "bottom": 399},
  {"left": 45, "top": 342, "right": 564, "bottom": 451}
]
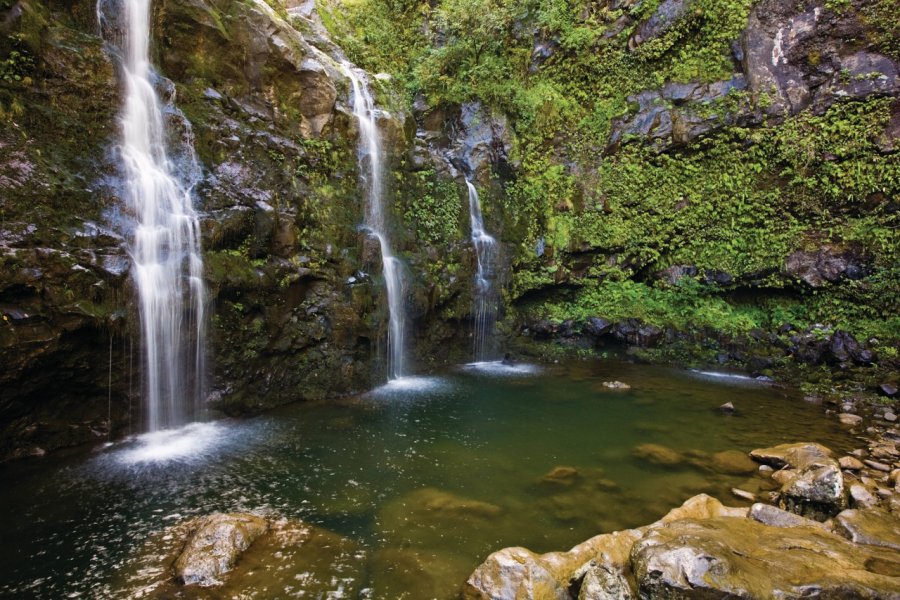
[{"left": 0, "top": 360, "right": 852, "bottom": 599}]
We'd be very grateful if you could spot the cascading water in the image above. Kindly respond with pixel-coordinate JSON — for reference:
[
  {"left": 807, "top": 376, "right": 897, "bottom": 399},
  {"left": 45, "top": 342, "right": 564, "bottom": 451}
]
[
  {"left": 341, "top": 62, "right": 406, "bottom": 380},
  {"left": 99, "top": 0, "right": 206, "bottom": 431},
  {"left": 465, "top": 180, "right": 499, "bottom": 362}
]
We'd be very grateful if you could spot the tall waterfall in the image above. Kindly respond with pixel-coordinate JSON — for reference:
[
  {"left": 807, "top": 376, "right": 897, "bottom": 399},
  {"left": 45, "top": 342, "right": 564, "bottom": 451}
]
[
  {"left": 465, "top": 180, "right": 499, "bottom": 362},
  {"left": 100, "top": 0, "right": 206, "bottom": 431},
  {"left": 341, "top": 63, "right": 407, "bottom": 380}
]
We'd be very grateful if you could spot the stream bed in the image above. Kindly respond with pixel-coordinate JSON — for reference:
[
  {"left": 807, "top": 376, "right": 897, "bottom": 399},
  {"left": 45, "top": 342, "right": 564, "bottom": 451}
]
[{"left": 0, "top": 360, "right": 854, "bottom": 598}]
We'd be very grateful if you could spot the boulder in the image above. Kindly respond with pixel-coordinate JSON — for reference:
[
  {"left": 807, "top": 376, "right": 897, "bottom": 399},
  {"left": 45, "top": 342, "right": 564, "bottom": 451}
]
[
  {"left": 749, "top": 442, "right": 833, "bottom": 470},
  {"left": 708, "top": 450, "right": 757, "bottom": 475},
  {"left": 785, "top": 246, "right": 868, "bottom": 288},
  {"left": 631, "top": 515, "right": 900, "bottom": 598},
  {"left": 173, "top": 513, "right": 268, "bottom": 586},
  {"left": 572, "top": 561, "right": 634, "bottom": 600},
  {"left": 584, "top": 317, "right": 613, "bottom": 338},
  {"left": 463, "top": 547, "right": 569, "bottom": 600},
  {"left": 878, "top": 383, "right": 899, "bottom": 398},
  {"left": 835, "top": 509, "right": 900, "bottom": 551},
  {"left": 540, "top": 466, "right": 581, "bottom": 488},
  {"left": 839, "top": 413, "right": 864, "bottom": 427},
  {"left": 780, "top": 463, "right": 847, "bottom": 520}
]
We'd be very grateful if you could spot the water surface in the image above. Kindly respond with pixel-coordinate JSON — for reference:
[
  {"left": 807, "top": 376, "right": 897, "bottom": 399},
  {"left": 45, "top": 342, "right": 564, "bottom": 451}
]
[{"left": 0, "top": 360, "right": 852, "bottom": 598}]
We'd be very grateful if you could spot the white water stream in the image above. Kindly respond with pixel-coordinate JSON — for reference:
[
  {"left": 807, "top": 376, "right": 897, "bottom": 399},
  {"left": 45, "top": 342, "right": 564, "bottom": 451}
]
[
  {"left": 465, "top": 180, "right": 499, "bottom": 361},
  {"left": 341, "top": 63, "right": 407, "bottom": 380},
  {"left": 101, "top": 0, "right": 206, "bottom": 431}
]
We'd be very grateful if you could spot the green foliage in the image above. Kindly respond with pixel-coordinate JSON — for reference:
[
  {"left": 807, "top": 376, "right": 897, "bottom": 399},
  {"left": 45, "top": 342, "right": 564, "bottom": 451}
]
[
  {"left": 400, "top": 169, "right": 465, "bottom": 246},
  {"left": 0, "top": 34, "right": 35, "bottom": 84}
]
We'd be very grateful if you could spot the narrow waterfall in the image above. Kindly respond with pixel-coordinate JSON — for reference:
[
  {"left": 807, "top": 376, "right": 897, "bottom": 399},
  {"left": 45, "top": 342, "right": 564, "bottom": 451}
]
[
  {"left": 341, "top": 63, "right": 406, "bottom": 380},
  {"left": 100, "top": 0, "right": 206, "bottom": 431},
  {"left": 465, "top": 180, "right": 499, "bottom": 362}
]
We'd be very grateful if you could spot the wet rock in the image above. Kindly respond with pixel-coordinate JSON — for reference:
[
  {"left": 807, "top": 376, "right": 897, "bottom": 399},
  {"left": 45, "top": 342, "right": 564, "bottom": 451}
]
[
  {"left": 780, "top": 463, "right": 847, "bottom": 520},
  {"left": 464, "top": 547, "right": 569, "bottom": 600},
  {"left": 748, "top": 503, "right": 827, "bottom": 530},
  {"left": 631, "top": 514, "right": 900, "bottom": 598},
  {"left": 731, "top": 488, "right": 756, "bottom": 502},
  {"left": 885, "top": 412, "right": 898, "bottom": 423},
  {"left": 654, "top": 264, "right": 697, "bottom": 286},
  {"left": 749, "top": 442, "right": 833, "bottom": 470},
  {"left": 718, "top": 402, "right": 736, "bottom": 415},
  {"left": 850, "top": 484, "right": 879, "bottom": 509},
  {"left": 611, "top": 319, "right": 663, "bottom": 347},
  {"left": 840, "top": 456, "right": 866, "bottom": 471},
  {"left": 601, "top": 381, "right": 631, "bottom": 391},
  {"left": 633, "top": 443, "right": 683, "bottom": 467},
  {"left": 865, "top": 460, "right": 893, "bottom": 473},
  {"left": 573, "top": 560, "right": 634, "bottom": 600},
  {"left": 835, "top": 509, "right": 900, "bottom": 551},
  {"left": 839, "top": 413, "right": 864, "bottom": 427},
  {"left": 173, "top": 513, "right": 268, "bottom": 586},
  {"left": 827, "top": 330, "right": 874, "bottom": 366}
]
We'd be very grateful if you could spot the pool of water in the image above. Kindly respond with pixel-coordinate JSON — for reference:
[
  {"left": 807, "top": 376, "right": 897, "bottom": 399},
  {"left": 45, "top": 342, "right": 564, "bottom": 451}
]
[{"left": 0, "top": 360, "right": 853, "bottom": 599}]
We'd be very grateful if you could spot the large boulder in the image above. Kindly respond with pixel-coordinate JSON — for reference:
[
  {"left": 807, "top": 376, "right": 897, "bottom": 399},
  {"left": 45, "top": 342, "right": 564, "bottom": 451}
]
[
  {"left": 631, "top": 515, "right": 900, "bottom": 598},
  {"left": 750, "top": 442, "right": 846, "bottom": 519},
  {"left": 173, "top": 513, "right": 268, "bottom": 585},
  {"left": 785, "top": 245, "right": 868, "bottom": 287}
]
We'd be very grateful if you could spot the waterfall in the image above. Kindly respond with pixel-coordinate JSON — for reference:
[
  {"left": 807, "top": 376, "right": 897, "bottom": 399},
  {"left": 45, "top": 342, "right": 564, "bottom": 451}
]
[
  {"left": 465, "top": 180, "right": 499, "bottom": 362},
  {"left": 100, "top": 0, "right": 206, "bottom": 431},
  {"left": 341, "top": 62, "right": 407, "bottom": 380}
]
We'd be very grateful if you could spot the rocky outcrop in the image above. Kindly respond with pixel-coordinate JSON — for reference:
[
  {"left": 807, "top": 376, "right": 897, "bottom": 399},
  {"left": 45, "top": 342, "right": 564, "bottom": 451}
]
[
  {"left": 465, "top": 493, "right": 900, "bottom": 600},
  {"left": 610, "top": 0, "right": 900, "bottom": 150},
  {"left": 785, "top": 244, "right": 868, "bottom": 287}
]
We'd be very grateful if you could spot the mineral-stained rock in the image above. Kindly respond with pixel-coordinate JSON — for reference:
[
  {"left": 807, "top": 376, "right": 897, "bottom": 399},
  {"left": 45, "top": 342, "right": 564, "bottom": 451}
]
[
  {"left": 173, "top": 513, "right": 268, "bottom": 585},
  {"left": 749, "top": 442, "right": 833, "bottom": 470},
  {"left": 835, "top": 509, "right": 900, "bottom": 551},
  {"left": 631, "top": 515, "right": 900, "bottom": 598}
]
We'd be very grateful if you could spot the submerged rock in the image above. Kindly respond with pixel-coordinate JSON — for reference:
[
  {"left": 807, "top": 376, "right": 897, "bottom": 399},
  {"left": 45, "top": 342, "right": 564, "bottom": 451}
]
[
  {"left": 174, "top": 513, "right": 268, "bottom": 586},
  {"left": 632, "top": 443, "right": 684, "bottom": 467},
  {"left": 601, "top": 381, "right": 631, "bottom": 391}
]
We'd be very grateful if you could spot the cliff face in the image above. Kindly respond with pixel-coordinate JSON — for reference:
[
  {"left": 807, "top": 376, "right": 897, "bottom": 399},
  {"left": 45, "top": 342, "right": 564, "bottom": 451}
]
[
  {"left": 0, "top": 0, "right": 475, "bottom": 458},
  {"left": 0, "top": 0, "right": 898, "bottom": 457}
]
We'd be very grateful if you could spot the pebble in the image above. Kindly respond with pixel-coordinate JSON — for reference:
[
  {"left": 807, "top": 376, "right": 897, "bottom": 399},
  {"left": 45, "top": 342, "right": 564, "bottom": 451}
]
[
  {"left": 850, "top": 449, "right": 868, "bottom": 458},
  {"left": 838, "top": 413, "right": 863, "bottom": 426},
  {"left": 759, "top": 465, "right": 774, "bottom": 473},
  {"left": 864, "top": 459, "right": 892, "bottom": 472},
  {"left": 885, "top": 412, "right": 898, "bottom": 423},
  {"left": 876, "top": 488, "right": 893, "bottom": 499},
  {"left": 731, "top": 488, "right": 756, "bottom": 502},
  {"left": 839, "top": 456, "right": 865, "bottom": 470}
]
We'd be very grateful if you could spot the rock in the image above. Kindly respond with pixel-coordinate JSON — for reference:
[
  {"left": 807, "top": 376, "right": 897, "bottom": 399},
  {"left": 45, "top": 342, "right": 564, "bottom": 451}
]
[
  {"left": 708, "top": 450, "right": 758, "bottom": 475},
  {"left": 839, "top": 413, "right": 864, "bottom": 427},
  {"left": 611, "top": 319, "right": 663, "bottom": 347},
  {"left": 878, "top": 383, "right": 899, "bottom": 398},
  {"left": 718, "top": 402, "right": 736, "bottom": 414},
  {"left": 785, "top": 246, "right": 868, "bottom": 288},
  {"left": 885, "top": 412, "right": 898, "bottom": 423},
  {"left": 827, "top": 330, "right": 873, "bottom": 366},
  {"left": 173, "top": 513, "right": 268, "bottom": 586},
  {"left": 866, "top": 460, "right": 893, "bottom": 473},
  {"left": 540, "top": 466, "right": 581, "bottom": 488},
  {"left": 574, "top": 561, "right": 634, "bottom": 600},
  {"left": 835, "top": 509, "right": 900, "bottom": 551},
  {"left": 654, "top": 264, "right": 697, "bottom": 286},
  {"left": 850, "top": 484, "right": 879, "bottom": 509},
  {"left": 463, "top": 547, "right": 569, "bottom": 600},
  {"left": 748, "top": 503, "right": 826, "bottom": 530},
  {"left": 758, "top": 465, "right": 773, "bottom": 473},
  {"left": 632, "top": 443, "right": 683, "bottom": 467},
  {"left": 627, "top": 0, "right": 695, "bottom": 52},
  {"left": 601, "top": 381, "right": 631, "bottom": 391},
  {"left": 731, "top": 488, "right": 755, "bottom": 502},
  {"left": 584, "top": 317, "right": 613, "bottom": 338},
  {"left": 749, "top": 442, "right": 833, "bottom": 470},
  {"left": 840, "top": 456, "right": 866, "bottom": 471},
  {"left": 631, "top": 515, "right": 900, "bottom": 598},
  {"left": 780, "top": 463, "right": 847, "bottom": 520},
  {"left": 771, "top": 469, "right": 794, "bottom": 485}
]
